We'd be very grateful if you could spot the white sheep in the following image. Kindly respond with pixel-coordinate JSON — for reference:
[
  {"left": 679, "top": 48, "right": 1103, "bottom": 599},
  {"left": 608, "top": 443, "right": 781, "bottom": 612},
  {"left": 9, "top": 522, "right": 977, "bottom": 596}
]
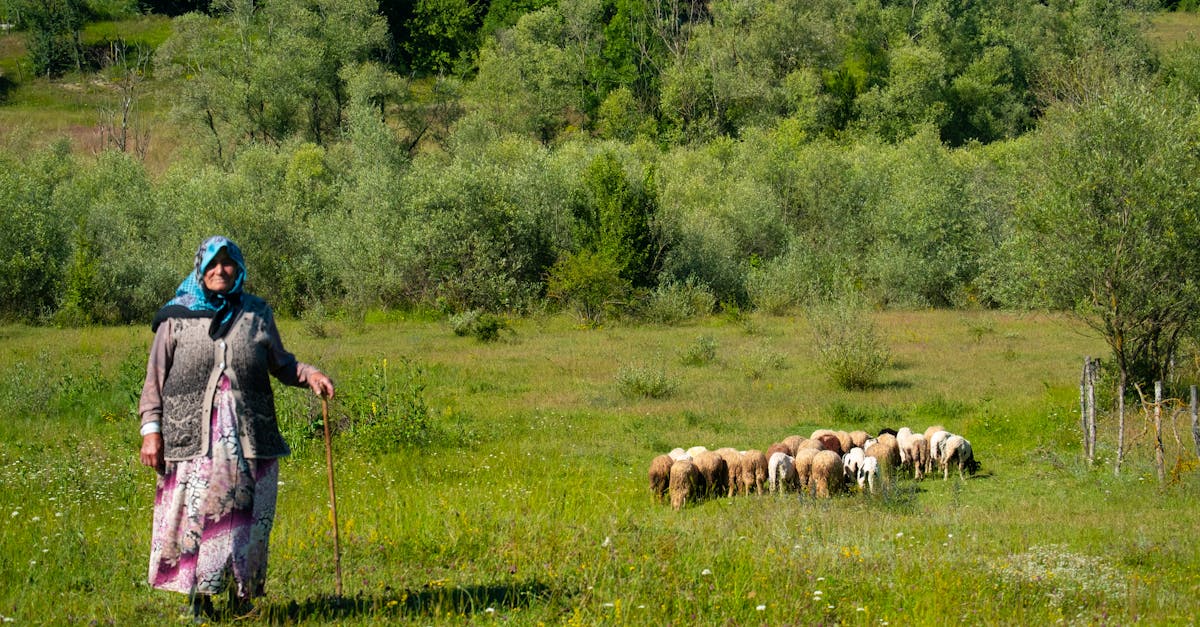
[
  {"left": 668, "top": 448, "right": 690, "bottom": 461},
  {"left": 686, "top": 445, "right": 709, "bottom": 458},
  {"left": 767, "top": 452, "right": 797, "bottom": 493},
  {"left": 904, "top": 433, "right": 930, "bottom": 480},
  {"left": 929, "top": 430, "right": 952, "bottom": 474},
  {"left": 896, "top": 427, "right": 914, "bottom": 465},
  {"left": 941, "top": 435, "right": 978, "bottom": 480},
  {"left": 842, "top": 447, "right": 866, "bottom": 483},
  {"left": 857, "top": 456, "right": 879, "bottom": 494}
]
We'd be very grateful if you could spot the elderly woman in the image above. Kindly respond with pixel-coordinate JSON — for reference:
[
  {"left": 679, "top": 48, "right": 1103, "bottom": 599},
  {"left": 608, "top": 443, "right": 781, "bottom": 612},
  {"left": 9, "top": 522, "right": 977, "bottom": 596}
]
[{"left": 138, "top": 236, "right": 334, "bottom": 619}]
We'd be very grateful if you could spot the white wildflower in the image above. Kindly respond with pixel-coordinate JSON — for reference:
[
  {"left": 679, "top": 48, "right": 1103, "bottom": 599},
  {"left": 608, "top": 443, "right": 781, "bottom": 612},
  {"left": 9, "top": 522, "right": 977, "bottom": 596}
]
[
  {"left": 756, "top": 605, "right": 766, "bottom": 611},
  {"left": 701, "top": 568, "right": 712, "bottom": 576}
]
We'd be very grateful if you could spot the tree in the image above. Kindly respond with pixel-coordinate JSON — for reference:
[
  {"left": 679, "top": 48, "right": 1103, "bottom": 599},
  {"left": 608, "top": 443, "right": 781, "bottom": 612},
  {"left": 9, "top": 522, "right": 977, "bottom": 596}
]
[
  {"left": 22, "top": 0, "right": 84, "bottom": 77},
  {"left": 1008, "top": 83, "right": 1200, "bottom": 388}
]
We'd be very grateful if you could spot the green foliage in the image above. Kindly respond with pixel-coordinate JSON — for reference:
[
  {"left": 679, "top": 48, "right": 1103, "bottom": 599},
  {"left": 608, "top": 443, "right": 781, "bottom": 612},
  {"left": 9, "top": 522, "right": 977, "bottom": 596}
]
[
  {"left": 0, "top": 145, "right": 74, "bottom": 321},
  {"left": 402, "top": 0, "right": 484, "bottom": 74},
  {"left": 740, "top": 341, "right": 788, "bottom": 381},
  {"left": 641, "top": 276, "right": 715, "bottom": 325},
  {"left": 155, "top": 0, "right": 388, "bottom": 156},
  {"left": 615, "top": 361, "right": 679, "bottom": 398},
  {"left": 1002, "top": 80, "right": 1200, "bottom": 387},
  {"left": 449, "top": 309, "right": 511, "bottom": 342},
  {"left": 339, "top": 357, "right": 434, "bottom": 452},
  {"left": 808, "top": 298, "right": 891, "bottom": 390},
  {"left": 678, "top": 334, "right": 717, "bottom": 366},
  {"left": 21, "top": 0, "right": 85, "bottom": 77},
  {"left": 547, "top": 248, "right": 629, "bottom": 326}
]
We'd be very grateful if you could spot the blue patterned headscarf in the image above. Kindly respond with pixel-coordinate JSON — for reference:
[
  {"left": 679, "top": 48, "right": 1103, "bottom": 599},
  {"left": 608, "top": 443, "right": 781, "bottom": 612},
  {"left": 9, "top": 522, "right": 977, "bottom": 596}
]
[{"left": 152, "top": 236, "right": 247, "bottom": 338}]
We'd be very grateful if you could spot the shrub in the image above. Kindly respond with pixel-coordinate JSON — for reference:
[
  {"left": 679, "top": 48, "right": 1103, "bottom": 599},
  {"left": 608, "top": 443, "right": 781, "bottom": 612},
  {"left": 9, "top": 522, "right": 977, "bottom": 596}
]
[
  {"left": 449, "top": 309, "right": 511, "bottom": 342},
  {"left": 741, "top": 342, "right": 788, "bottom": 380},
  {"left": 808, "top": 299, "right": 891, "bottom": 390},
  {"left": 546, "top": 249, "right": 630, "bottom": 327},
  {"left": 616, "top": 363, "right": 679, "bottom": 399},
  {"left": 339, "top": 357, "right": 433, "bottom": 452},
  {"left": 642, "top": 277, "right": 716, "bottom": 325},
  {"left": 679, "top": 335, "right": 717, "bottom": 366}
]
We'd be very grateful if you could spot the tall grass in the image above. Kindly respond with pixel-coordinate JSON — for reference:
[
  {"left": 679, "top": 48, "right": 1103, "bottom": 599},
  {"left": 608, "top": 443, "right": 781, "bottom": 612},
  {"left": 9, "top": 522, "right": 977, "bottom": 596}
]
[{"left": 1, "top": 311, "right": 1198, "bottom": 624}]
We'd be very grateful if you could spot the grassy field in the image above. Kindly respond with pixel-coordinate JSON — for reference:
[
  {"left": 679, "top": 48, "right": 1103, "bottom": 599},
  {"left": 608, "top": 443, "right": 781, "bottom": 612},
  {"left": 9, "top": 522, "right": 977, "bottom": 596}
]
[{"left": 1, "top": 311, "right": 1198, "bottom": 625}]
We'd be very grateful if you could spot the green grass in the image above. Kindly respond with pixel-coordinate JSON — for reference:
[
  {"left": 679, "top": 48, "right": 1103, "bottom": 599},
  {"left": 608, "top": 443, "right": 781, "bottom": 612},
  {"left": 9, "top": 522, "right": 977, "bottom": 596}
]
[
  {"left": 1, "top": 311, "right": 1198, "bottom": 624},
  {"left": 1148, "top": 10, "right": 1200, "bottom": 51}
]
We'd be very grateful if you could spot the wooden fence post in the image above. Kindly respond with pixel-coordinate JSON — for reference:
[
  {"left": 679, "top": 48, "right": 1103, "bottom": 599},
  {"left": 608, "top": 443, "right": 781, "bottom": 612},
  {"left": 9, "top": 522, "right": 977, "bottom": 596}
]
[
  {"left": 1087, "top": 359, "right": 1097, "bottom": 463},
  {"left": 1080, "top": 357, "right": 1091, "bottom": 464},
  {"left": 1154, "top": 381, "right": 1165, "bottom": 483},
  {"left": 1115, "top": 373, "right": 1126, "bottom": 475},
  {"left": 1191, "top": 385, "right": 1199, "bottom": 461}
]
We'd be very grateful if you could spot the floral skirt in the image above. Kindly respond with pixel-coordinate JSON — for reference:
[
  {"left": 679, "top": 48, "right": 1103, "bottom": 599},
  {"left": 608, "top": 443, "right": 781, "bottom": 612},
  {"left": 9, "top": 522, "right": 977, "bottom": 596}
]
[{"left": 148, "top": 375, "right": 278, "bottom": 599}]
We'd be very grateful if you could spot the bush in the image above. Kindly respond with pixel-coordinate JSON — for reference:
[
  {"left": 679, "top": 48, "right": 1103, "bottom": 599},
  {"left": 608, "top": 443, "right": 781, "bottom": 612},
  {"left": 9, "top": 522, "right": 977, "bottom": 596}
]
[
  {"left": 339, "top": 357, "right": 433, "bottom": 453},
  {"left": 808, "top": 299, "right": 891, "bottom": 390},
  {"left": 641, "top": 277, "right": 716, "bottom": 324},
  {"left": 616, "top": 362, "right": 679, "bottom": 399},
  {"left": 679, "top": 335, "right": 717, "bottom": 366},
  {"left": 546, "top": 249, "right": 630, "bottom": 327},
  {"left": 740, "top": 342, "right": 788, "bottom": 381},
  {"left": 449, "top": 309, "right": 511, "bottom": 342}
]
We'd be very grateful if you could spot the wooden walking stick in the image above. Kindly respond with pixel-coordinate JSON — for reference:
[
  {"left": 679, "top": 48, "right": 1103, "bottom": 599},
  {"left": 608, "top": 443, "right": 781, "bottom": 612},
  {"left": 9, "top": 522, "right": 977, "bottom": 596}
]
[{"left": 321, "top": 395, "right": 344, "bottom": 596}]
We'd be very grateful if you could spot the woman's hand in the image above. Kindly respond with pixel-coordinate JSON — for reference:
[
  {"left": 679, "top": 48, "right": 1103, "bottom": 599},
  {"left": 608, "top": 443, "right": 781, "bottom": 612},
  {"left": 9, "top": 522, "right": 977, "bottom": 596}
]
[
  {"left": 140, "top": 433, "right": 164, "bottom": 474},
  {"left": 308, "top": 371, "right": 335, "bottom": 399}
]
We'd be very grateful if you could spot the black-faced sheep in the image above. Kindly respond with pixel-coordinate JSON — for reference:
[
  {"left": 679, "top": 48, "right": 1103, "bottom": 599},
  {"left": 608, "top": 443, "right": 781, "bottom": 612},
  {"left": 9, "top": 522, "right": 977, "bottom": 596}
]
[
  {"left": 740, "top": 449, "right": 769, "bottom": 495},
  {"left": 793, "top": 447, "right": 819, "bottom": 493},
  {"left": 692, "top": 451, "right": 729, "bottom": 498},
  {"left": 941, "top": 435, "right": 979, "bottom": 480},
  {"left": 648, "top": 454, "right": 674, "bottom": 502},
  {"left": 810, "top": 449, "right": 845, "bottom": 498},
  {"left": 669, "top": 459, "right": 702, "bottom": 510},
  {"left": 767, "top": 452, "right": 798, "bottom": 493}
]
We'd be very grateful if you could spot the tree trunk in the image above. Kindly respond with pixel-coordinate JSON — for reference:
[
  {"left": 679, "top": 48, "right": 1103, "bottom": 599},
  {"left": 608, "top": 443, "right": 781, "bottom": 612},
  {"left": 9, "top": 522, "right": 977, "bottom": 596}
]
[{"left": 1087, "top": 358, "right": 1097, "bottom": 463}]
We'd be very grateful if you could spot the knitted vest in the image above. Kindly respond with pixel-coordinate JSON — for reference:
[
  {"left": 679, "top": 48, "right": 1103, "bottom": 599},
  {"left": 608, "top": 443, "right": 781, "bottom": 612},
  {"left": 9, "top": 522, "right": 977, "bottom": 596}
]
[{"left": 160, "top": 295, "right": 291, "bottom": 461}]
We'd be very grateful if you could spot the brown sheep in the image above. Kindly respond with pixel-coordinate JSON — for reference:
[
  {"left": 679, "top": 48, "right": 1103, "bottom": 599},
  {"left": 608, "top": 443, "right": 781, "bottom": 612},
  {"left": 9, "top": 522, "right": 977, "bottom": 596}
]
[
  {"left": 669, "top": 460, "right": 702, "bottom": 510},
  {"left": 692, "top": 451, "right": 729, "bottom": 498},
  {"left": 797, "top": 437, "right": 825, "bottom": 452},
  {"left": 865, "top": 438, "right": 901, "bottom": 484},
  {"left": 648, "top": 454, "right": 673, "bottom": 502},
  {"left": 848, "top": 430, "right": 870, "bottom": 449},
  {"left": 834, "top": 431, "right": 852, "bottom": 455},
  {"left": 815, "top": 434, "right": 843, "bottom": 455},
  {"left": 793, "top": 447, "right": 819, "bottom": 493},
  {"left": 740, "top": 449, "right": 768, "bottom": 495},
  {"left": 714, "top": 448, "right": 744, "bottom": 497},
  {"left": 766, "top": 441, "right": 794, "bottom": 458},
  {"left": 903, "top": 434, "right": 930, "bottom": 480},
  {"left": 782, "top": 435, "right": 806, "bottom": 454},
  {"left": 810, "top": 449, "right": 845, "bottom": 498},
  {"left": 810, "top": 428, "right": 837, "bottom": 441}
]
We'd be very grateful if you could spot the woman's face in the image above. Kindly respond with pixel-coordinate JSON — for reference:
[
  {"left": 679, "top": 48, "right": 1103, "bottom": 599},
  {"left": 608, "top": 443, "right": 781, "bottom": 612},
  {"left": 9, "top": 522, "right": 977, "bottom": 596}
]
[{"left": 202, "top": 250, "right": 239, "bottom": 293}]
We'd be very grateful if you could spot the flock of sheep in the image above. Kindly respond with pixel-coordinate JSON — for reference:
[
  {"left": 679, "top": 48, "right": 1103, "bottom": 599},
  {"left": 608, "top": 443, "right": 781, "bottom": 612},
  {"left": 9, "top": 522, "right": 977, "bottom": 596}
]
[{"left": 648, "top": 426, "right": 980, "bottom": 510}]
